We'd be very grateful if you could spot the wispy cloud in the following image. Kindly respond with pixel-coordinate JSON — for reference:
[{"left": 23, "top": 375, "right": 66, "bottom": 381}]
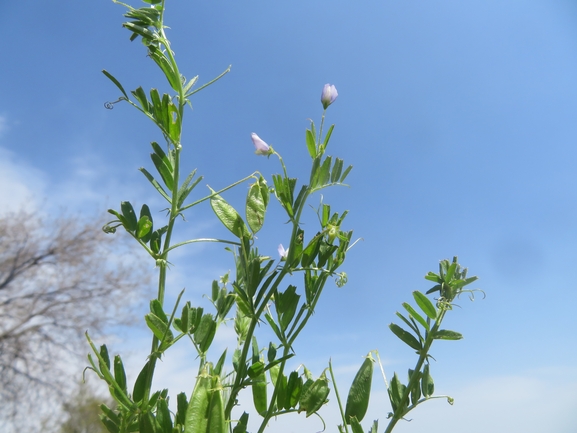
[{"left": 0, "top": 145, "right": 46, "bottom": 214}]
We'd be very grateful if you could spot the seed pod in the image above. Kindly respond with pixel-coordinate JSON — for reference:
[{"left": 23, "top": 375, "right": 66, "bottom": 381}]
[
  {"left": 286, "top": 371, "right": 303, "bottom": 409},
  {"left": 207, "top": 376, "right": 226, "bottom": 433},
  {"left": 252, "top": 369, "right": 268, "bottom": 416},
  {"left": 184, "top": 365, "right": 211, "bottom": 433},
  {"left": 298, "top": 370, "right": 330, "bottom": 417},
  {"left": 344, "top": 354, "right": 374, "bottom": 423}
]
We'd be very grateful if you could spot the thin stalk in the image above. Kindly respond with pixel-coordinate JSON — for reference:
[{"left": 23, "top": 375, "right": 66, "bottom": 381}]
[
  {"left": 141, "top": 0, "right": 187, "bottom": 406},
  {"left": 318, "top": 109, "right": 327, "bottom": 147},
  {"left": 329, "top": 359, "right": 349, "bottom": 433},
  {"left": 224, "top": 266, "right": 290, "bottom": 418},
  {"left": 179, "top": 173, "right": 258, "bottom": 212},
  {"left": 383, "top": 308, "right": 448, "bottom": 433},
  {"left": 257, "top": 343, "right": 292, "bottom": 433}
]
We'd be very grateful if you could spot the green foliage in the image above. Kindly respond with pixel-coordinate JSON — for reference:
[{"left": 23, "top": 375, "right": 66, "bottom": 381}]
[{"left": 88, "top": 2, "right": 483, "bottom": 433}]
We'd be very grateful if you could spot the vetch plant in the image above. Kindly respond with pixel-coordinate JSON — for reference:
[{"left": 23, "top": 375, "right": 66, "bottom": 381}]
[
  {"left": 330, "top": 257, "right": 482, "bottom": 433},
  {"left": 85, "top": 1, "right": 483, "bottom": 433}
]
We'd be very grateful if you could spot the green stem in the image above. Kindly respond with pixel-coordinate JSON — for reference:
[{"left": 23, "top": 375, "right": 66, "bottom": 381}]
[
  {"left": 224, "top": 266, "right": 290, "bottom": 418},
  {"left": 383, "top": 308, "right": 448, "bottom": 433},
  {"left": 140, "top": 0, "right": 188, "bottom": 407},
  {"left": 257, "top": 343, "right": 292, "bottom": 433},
  {"left": 329, "top": 359, "right": 349, "bottom": 433},
  {"left": 179, "top": 173, "right": 259, "bottom": 212},
  {"left": 318, "top": 110, "right": 327, "bottom": 147}
]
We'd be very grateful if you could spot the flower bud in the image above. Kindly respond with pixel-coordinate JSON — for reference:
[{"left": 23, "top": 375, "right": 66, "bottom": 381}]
[
  {"left": 321, "top": 84, "right": 338, "bottom": 109},
  {"left": 251, "top": 132, "right": 272, "bottom": 156}
]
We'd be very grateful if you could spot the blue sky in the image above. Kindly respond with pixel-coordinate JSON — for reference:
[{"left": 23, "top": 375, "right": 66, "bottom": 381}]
[{"left": 2, "top": 0, "right": 577, "bottom": 432}]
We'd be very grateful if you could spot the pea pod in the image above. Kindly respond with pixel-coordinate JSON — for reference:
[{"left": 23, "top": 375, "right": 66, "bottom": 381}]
[
  {"left": 344, "top": 353, "right": 374, "bottom": 423},
  {"left": 184, "top": 365, "right": 211, "bottom": 433},
  {"left": 286, "top": 371, "right": 303, "bottom": 409},
  {"left": 252, "top": 369, "right": 268, "bottom": 416},
  {"left": 298, "top": 370, "right": 330, "bottom": 417},
  {"left": 207, "top": 376, "right": 226, "bottom": 433}
]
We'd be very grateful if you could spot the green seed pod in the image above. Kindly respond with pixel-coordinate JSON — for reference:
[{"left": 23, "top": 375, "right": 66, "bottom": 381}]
[
  {"left": 184, "top": 365, "right": 211, "bottom": 433},
  {"left": 286, "top": 371, "right": 303, "bottom": 409},
  {"left": 207, "top": 376, "right": 226, "bottom": 433},
  {"left": 298, "top": 371, "right": 330, "bottom": 417},
  {"left": 252, "top": 370, "right": 268, "bottom": 416},
  {"left": 344, "top": 354, "right": 374, "bottom": 423}
]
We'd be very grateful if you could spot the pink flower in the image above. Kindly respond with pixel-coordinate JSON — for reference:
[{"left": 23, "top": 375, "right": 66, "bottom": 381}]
[{"left": 251, "top": 132, "right": 272, "bottom": 156}]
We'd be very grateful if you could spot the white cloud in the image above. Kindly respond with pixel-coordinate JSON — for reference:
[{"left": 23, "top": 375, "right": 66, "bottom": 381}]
[{"left": 0, "top": 145, "right": 46, "bottom": 214}]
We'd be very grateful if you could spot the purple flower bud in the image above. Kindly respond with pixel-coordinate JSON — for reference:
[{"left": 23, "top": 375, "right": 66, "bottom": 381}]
[
  {"left": 251, "top": 132, "right": 272, "bottom": 156},
  {"left": 321, "top": 84, "right": 338, "bottom": 109},
  {"left": 278, "top": 244, "right": 288, "bottom": 259}
]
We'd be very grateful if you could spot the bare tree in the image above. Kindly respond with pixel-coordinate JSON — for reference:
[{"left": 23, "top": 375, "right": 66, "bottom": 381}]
[{"left": 0, "top": 210, "right": 149, "bottom": 430}]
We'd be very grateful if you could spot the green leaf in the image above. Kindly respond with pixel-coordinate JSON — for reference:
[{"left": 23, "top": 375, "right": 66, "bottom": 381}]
[
  {"left": 183, "top": 75, "right": 199, "bottom": 95},
  {"left": 210, "top": 189, "right": 250, "bottom": 239},
  {"left": 389, "top": 323, "right": 422, "bottom": 351},
  {"left": 305, "top": 128, "right": 316, "bottom": 158},
  {"left": 433, "top": 329, "right": 463, "bottom": 340},
  {"left": 113, "top": 355, "right": 127, "bottom": 394},
  {"left": 131, "top": 86, "right": 150, "bottom": 112},
  {"left": 331, "top": 158, "right": 344, "bottom": 183},
  {"left": 136, "top": 215, "right": 153, "bottom": 240},
  {"left": 139, "top": 167, "right": 171, "bottom": 203},
  {"left": 102, "top": 70, "right": 128, "bottom": 99},
  {"left": 151, "top": 152, "right": 174, "bottom": 191},
  {"left": 301, "top": 234, "right": 322, "bottom": 267},
  {"left": 177, "top": 169, "right": 202, "bottom": 208},
  {"left": 402, "top": 302, "right": 430, "bottom": 331},
  {"left": 150, "top": 299, "right": 169, "bottom": 323},
  {"left": 264, "top": 312, "right": 283, "bottom": 341},
  {"left": 313, "top": 156, "right": 332, "bottom": 188},
  {"left": 388, "top": 373, "right": 405, "bottom": 413},
  {"left": 99, "top": 344, "right": 111, "bottom": 371},
  {"left": 167, "top": 101, "right": 181, "bottom": 143},
  {"left": 157, "top": 398, "right": 173, "bottom": 433},
  {"left": 149, "top": 88, "right": 164, "bottom": 125},
  {"left": 395, "top": 312, "right": 422, "bottom": 341},
  {"left": 133, "top": 361, "right": 150, "bottom": 403},
  {"left": 413, "top": 291, "right": 437, "bottom": 320},
  {"left": 322, "top": 124, "right": 335, "bottom": 150},
  {"left": 148, "top": 47, "right": 181, "bottom": 93},
  {"left": 276, "top": 285, "right": 300, "bottom": 332},
  {"left": 445, "top": 261, "right": 457, "bottom": 282},
  {"left": 339, "top": 164, "right": 353, "bottom": 183},
  {"left": 247, "top": 361, "right": 265, "bottom": 379},
  {"left": 175, "top": 392, "right": 188, "bottom": 427},
  {"left": 451, "top": 275, "right": 479, "bottom": 289},
  {"left": 424, "top": 272, "right": 442, "bottom": 283},
  {"left": 194, "top": 314, "right": 217, "bottom": 353},
  {"left": 138, "top": 204, "right": 154, "bottom": 242},
  {"left": 120, "top": 201, "right": 138, "bottom": 232},
  {"left": 145, "top": 313, "right": 174, "bottom": 343},
  {"left": 214, "top": 349, "right": 227, "bottom": 376}
]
